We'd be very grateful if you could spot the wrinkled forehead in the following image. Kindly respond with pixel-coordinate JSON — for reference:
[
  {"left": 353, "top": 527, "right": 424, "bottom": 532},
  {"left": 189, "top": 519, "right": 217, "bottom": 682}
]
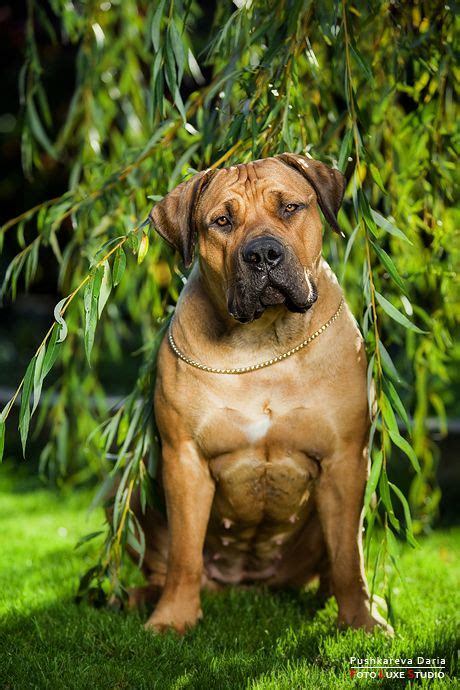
[{"left": 200, "top": 158, "right": 310, "bottom": 212}]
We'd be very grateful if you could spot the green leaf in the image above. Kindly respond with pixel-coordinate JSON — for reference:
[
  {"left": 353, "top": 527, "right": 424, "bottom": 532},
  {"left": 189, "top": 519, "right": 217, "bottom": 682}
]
[
  {"left": 358, "top": 190, "right": 378, "bottom": 238},
  {"left": 74, "top": 530, "right": 105, "bottom": 550},
  {"left": 366, "top": 353, "right": 375, "bottom": 418},
  {"left": 112, "top": 247, "right": 127, "bottom": 286},
  {"left": 385, "top": 527, "right": 401, "bottom": 562},
  {"left": 375, "top": 291, "right": 426, "bottom": 333},
  {"left": 127, "top": 232, "right": 139, "bottom": 255},
  {"left": 137, "top": 233, "right": 149, "bottom": 264},
  {"left": 378, "top": 341, "right": 403, "bottom": 383},
  {"left": 385, "top": 379, "right": 411, "bottom": 431},
  {"left": 43, "top": 325, "right": 60, "bottom": 377},
  {"left": 19, "top": 357, "right": 36, "bottom": 457},
  {"left": 338, "top": 129, "right": 353, "bottom": 172},
  {"left": 371, "top": 210, "right": 412, "bottom": 244},
  {"left": 32, "top": 344, "right": 46, "bottom": 414},
  {"left": 350, "top": 44, "right": 374, "bottom": 84},
  {"left": 164, "top": 31, "right": 177, "bottom": 93},
  {"left": 379, "top": 471, "right": 400, "bottom": 531},
  {"left": 151, "top": 0, "right": 166, "bottom": 52},
  {"left": 370, "top": 240, "right": 407, "bottom": 294},
  {"left": 388, "top": 428, "right": 421, "bottom": 474},
  {"left": 53, "top": 297, "right": 68, "bottom": 343},
  {"left": 98, "top": 261, "right": 112, "bottom": 318},
  {"left": 172, "top": 86, "right": 186, "bottom": 122},
  {"left": 388, "top": 481, "right": 418, "bottom": 548},
  {"left": 26, "top": 97, "right": 58, "bottom": 159},
  {"left": 89, "top": 474, "right": 118, "bottom": 512},
  {"left": 169, "top": 21, "right": 186, "bottom": 84},
  {"left": 381, "top": 392, "right": 399, "bottom": 436},
  {"left": 84, "top": 267, "right": 104, "bottom": 365},
  {"left": 188, "top": 48, "right": 205, "bottom": 85},
  {"left": 152, "top": 50, "right": 164, "bottom": 95},
  {"left": 369, "top": 163, "right": 386, "bottom": 193},
  {"left": 0, "top": 418, "right": 5, "bottom": 463},
  {"left": 343, "top": 223, "right": 360, "bottom": 267},
  {"left": 429, "top": 393, "right": 447, "bottom": 436},
  {"left": 364, "top": 449, "right": 383, "bottom": 511}
]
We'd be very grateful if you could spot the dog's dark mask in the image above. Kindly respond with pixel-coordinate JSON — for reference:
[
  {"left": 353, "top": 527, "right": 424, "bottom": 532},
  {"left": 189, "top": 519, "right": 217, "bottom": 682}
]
[
  {"left": 227, "top": 236, "right": 316, "bottom": 323},
  {"left": 150, "top": 154, "right": 345, "bottom": 324}
]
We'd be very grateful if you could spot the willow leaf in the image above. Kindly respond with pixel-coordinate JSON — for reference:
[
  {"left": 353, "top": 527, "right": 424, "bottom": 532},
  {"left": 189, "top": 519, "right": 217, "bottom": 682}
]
[
  {"left": 381, "top": 392, "right": 399, "bottom": 436},
  {"left": 19, "top": 357, "right": 36, "bottom": 457},
  {"left": 112, "top": 247, "right": 127, "bottom": 286},
  {"left": 389, "top": 481, "right": 418, "bottom": 548},
  {"left": 371, "top": 210, "right": 412, "bottom": 244},
  {"left": 338, "top": 129, "right": 353, "bottom": 172},
  {"left": 370, "top": 240, "right": 407, "bottom": 294},
  {"left": 43, "top": 325, "right": 60, "bottom": 377},
  {"left": 364, "top": 449, "right": 383, "bottom": 511},
  {"left": 0, "top": 418, "right": 5, "bottom": 463},
  {"left": 137, "top": 234, "right": 149, "bottom": 265},
  {"left": 98, "top": 261, "right": 112, "bottom": 318},
  {"left": 84, "top": 267, "right": 104, "bottom": 365},
  {"left": 53, "top": 297, "right": 68, "bottom": 343},
  {"left": 388, "top": 429, "right": 421, "bottom": 474},
  {"left": 379, "top": 471, "right": 400, "bottom": 531},
  {"left": 378, "top": 341, "right": 403, "bottom": 383},
  {"left": 169, "top": 22, "right": 186, "bottom": 84},
  {"left": 32, "top": 344, "right": 46, "bottom": 414},
  {"left": 151, "top": 0, "right": 167, "bottom": 52},
  {"left": 26, "top": 97, "right": 57, "bottom": 159},
  {"left": 350, "top": 44, "right": 374, "bottom": 84},
  {"left": 375, "top": 291, "right": 425, "bottom": 334},
  {"left": 74, "top": 530, "right": 105, "bottom": 550},
  {"left": 369, "top": 163, "right": 386, "bottom": 193},
  {"left": 386, "top": 528, "right": 402, "bottom": 567},
  {"left": 385, "top": 379, "right": 411, "bottom": 431}
]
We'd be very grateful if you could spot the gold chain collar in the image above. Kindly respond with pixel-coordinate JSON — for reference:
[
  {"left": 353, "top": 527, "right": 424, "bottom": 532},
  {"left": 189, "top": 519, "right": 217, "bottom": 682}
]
[{"left": 168, "top": 298, "right": 345, "bottom": 375}]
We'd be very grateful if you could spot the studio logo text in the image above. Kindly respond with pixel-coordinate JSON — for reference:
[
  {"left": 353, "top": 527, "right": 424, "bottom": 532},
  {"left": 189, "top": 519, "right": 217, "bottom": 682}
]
[{"left": 349, "top": 656, "right": 447, "bottom": 681}]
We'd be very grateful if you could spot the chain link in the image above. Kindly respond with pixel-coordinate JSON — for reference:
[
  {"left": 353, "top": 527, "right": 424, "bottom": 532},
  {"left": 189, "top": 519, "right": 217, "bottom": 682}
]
[{"left": 167, "top": 299, "right": 345, "bottom": 375}]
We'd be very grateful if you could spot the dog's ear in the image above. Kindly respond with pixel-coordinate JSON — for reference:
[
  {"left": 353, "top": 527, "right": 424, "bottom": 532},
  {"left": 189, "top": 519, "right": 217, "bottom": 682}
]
[
  {"left": 150, "top": 169, "right": 216, "bottom": 267},
  {"left": 276, "top": 153, "right": 346, "bottom": 237}
]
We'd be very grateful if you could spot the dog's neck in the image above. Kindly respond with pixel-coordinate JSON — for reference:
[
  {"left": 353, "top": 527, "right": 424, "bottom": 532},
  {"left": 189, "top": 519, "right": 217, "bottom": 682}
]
[{"left": 172, "top": 260, "right": 343, "bottom": 368}]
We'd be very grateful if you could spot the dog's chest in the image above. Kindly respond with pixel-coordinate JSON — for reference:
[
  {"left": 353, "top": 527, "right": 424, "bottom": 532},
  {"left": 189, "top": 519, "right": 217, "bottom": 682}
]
[
  {"left": 197, "top": 370, "right": 334, "bottom": 458},
  {"left": 196, "top": 376, "right": 332, "bottom": 524}
]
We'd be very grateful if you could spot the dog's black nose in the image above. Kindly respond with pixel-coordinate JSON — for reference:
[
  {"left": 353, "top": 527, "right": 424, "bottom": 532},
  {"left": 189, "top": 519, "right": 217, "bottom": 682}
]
[{"left": 242, "top": 236, "right": 284, "bottom": 269}]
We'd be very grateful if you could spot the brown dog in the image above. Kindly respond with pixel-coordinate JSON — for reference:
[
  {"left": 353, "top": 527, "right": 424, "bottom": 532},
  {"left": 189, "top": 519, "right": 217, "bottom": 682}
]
[{"left": 131, "top": 154, "right": 391, "bottom": 635}]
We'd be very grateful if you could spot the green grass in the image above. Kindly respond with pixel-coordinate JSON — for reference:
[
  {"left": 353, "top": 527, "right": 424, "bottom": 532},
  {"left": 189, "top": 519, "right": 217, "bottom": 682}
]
[{"left": 0, "top": 469, "right": 458, "bottom": 689}]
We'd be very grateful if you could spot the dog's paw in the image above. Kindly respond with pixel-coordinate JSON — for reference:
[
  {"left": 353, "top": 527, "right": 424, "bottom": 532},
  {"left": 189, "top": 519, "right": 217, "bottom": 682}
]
[
  {"left": 144, "top": 605, "right": 203, "bottom": 635},
  {"left": 338, "top": 599, "right": 394, "bottom": 636}
]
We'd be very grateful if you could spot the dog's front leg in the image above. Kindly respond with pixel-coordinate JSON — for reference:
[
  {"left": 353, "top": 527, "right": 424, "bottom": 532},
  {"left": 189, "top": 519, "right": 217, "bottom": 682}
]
[
  {"left": 315, "top": 443, "right": 393, "bottom": 634},
  {"left": 145, "top": 441, "right": 215, "bottom": 634}
]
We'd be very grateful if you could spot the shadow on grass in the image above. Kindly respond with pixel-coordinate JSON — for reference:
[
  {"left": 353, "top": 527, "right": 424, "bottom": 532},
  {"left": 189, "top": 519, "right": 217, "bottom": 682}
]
[
  {"left": 1, "top": 582, "right": 458, "bottom": 690},
  {"left": 0, "top": 587, "right": 310, "bottom": 683}
]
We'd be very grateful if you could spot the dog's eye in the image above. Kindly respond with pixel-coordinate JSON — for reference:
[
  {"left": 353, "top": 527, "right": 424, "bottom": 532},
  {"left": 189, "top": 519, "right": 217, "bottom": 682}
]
[
  {"left": 285, "top": 203, "right": 299, "bottom": 213},
  {"left": 215, "top": 216, "right": 230, "bottom": 227}
]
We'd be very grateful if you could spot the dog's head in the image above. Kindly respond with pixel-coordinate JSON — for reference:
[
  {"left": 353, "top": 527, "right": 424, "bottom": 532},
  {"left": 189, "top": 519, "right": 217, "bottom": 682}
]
[{"left": 150, "top": 154, "right": 345, "bottom": 323}]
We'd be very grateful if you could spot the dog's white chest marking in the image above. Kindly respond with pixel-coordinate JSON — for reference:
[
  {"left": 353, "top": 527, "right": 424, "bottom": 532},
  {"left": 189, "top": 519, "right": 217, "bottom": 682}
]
[
  {"left": 244, "top": 404, "right": 272, "bottom": 443},
  {"left": 245, "top": 417, "right": 271, "bottom": 442}
]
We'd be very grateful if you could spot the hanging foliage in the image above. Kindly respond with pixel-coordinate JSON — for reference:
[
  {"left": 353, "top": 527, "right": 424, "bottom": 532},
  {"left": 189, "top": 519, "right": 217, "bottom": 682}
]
[{"left": 0, "top": 0, "right": 458, "bottom": 609}]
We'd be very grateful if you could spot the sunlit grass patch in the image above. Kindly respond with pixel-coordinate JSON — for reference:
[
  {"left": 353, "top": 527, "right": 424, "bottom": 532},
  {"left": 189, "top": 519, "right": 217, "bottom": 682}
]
[{"left": 0, "top": 470, "right": 458, "bottom": 689}]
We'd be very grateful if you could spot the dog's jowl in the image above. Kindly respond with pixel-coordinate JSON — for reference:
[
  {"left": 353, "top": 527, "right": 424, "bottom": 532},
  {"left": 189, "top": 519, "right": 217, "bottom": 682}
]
[{"left": 129, "top": 154, "right": 392, "bottom": 635}]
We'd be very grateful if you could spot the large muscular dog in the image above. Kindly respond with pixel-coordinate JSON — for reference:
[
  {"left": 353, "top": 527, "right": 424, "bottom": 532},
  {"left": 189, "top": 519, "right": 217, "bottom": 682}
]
[{"left": 129, "top": 154, "right": 391, "bottom": 635}]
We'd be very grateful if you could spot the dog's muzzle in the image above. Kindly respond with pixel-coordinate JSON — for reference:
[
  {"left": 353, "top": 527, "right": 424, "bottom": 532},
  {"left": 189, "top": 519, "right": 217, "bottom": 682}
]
[{"left": 228, "top": 234, "right": 317, "bottom": 323}]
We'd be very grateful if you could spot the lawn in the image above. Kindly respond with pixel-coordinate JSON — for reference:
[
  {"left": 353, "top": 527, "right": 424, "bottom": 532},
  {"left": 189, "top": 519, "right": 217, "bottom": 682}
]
[{"left": 0, "top": 468, "right": 458, "bottom": 689}]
